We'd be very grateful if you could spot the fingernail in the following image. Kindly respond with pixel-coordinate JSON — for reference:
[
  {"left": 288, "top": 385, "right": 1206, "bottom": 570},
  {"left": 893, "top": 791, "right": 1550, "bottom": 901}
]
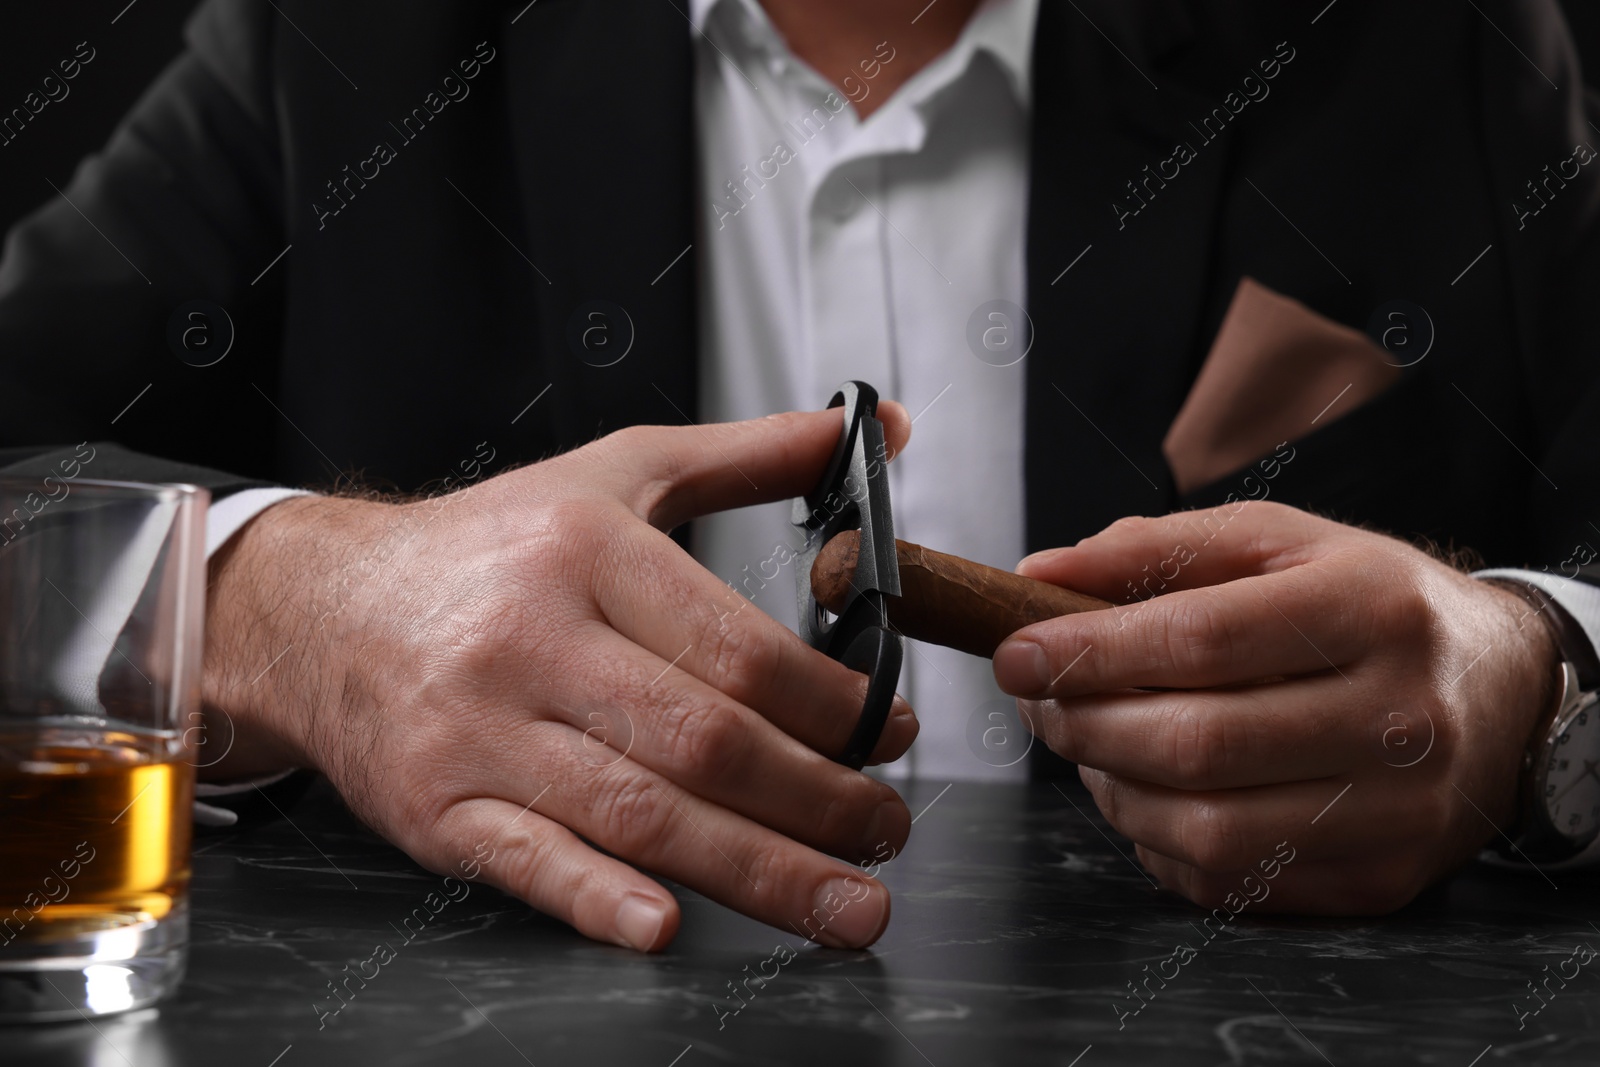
[
  {"left": 808, "top": 877, "right": 889, "bottom": 949},
  {"left": 1016, "top": 548, "right": 1058, "bottom": 572},
  {"left": 994, "top": 639, "right": 1049, "bottom": 695},
  {"left": 615, "top": 895, "right": 668, "bottom": 952}
]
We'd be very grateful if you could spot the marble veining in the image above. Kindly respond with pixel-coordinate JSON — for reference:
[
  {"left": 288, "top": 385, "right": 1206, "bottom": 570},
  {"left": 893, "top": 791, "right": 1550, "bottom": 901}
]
[{"left": 7, "top": 777, "right": 1600, "bottom": 1066}]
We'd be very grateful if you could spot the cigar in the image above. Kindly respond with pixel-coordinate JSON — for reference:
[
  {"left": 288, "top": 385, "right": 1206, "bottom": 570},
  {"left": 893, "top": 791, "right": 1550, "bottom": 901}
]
[{"left": 811, "top": 530, "right": 1113, "bottom": 659}]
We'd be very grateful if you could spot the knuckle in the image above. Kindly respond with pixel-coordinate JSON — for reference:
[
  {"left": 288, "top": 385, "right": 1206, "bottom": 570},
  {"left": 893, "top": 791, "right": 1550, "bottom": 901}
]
[
  {"left": 1178, "top": 800, "right": 1245, "bottom": 872},
  {"left": 1232, "top": 498, "right": 1286, "bottom": 528},
  {"left": 1379, "top": 573, "right": 1431, "bottom": 640},
  {"left": 550, "top": 500, "right": 631, "bottom": 581},
  {"left": 1164, "top": 594, "right": 1239, "bottom": 678},
  {"left": 601, "top": 423, "right": 653, "bottom": 461},
  {"left": 814, "top": 793, "right": 855, "bottom": 853},
  {"left": 608, "top": 425, "right": 679, "bottom": 515},
  {"left": 586, "top": 425, "right": 670, "bottom": 511},
  {"left": 1110, "top": 514, "right": 1154, "bottom": 535},
  {"left": 434, "top": 598, "right": 523, "bottom": 686},
  {"left": 737, "top": 837, "right": 788, "bottom": 905},
  {"left": 877, "top": 699, "right": 920, "bottom": 760},
  {"left": 699, "top": 614, "right": 781, "bottom": 699},
  {"left": 656, "top": 697, "right": 748, "bottom": 780},
  {"left": 391, "top": 769, "right": 449, "bottom": 841},
  {"left": 1167, "top": 703, "right": 1229, "bottom": 787},
  {"left": 1029, "top": 700, "right": 1074, "bottom": 759},
  {"left": 486, "top": 814, "right": 568, "bottom": 895},
  {"left": 416, "top": 600, "right": 571, "bottom": 724},
  {"left": 815, "top": 780, "right": 895, "bottom": 855},
  {"left": 1097, "top": 514, "right": 1160, "bottom": 545},
  {"left": 592, "top": 774, "right": 671, "bottom": 856},
  {"left": 1081, "top": 767, "right": 1120, "bottom": 826}
]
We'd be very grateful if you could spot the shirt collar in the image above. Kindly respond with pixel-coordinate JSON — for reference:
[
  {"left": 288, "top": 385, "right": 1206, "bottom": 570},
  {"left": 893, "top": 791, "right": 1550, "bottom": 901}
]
[
  {"left": 686, "top": 0, "right": 725, "bottom": 30},
  {"left": 960, "top": 0, "right": 1037, "bottom": 108},
  {"left": 688, "top": 0, "right": 1037, "bottom": 109}
]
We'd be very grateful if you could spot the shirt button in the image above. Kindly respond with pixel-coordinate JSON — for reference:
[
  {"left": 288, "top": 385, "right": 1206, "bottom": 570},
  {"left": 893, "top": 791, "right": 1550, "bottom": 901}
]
[{"left": 818, "top": 182, "right": 859, "bottom": 223}]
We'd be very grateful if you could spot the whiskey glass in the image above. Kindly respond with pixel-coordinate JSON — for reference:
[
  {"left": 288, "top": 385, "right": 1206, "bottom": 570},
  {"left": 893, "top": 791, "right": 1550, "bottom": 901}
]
[{"left": 0, "top": 476, "right": 207, "bottom": 1021}]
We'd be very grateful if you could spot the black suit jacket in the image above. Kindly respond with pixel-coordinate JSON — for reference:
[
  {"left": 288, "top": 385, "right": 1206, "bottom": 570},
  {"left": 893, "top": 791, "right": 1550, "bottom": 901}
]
[{"left": 2, "top": 0, "right": 1599, "bottom": 581}]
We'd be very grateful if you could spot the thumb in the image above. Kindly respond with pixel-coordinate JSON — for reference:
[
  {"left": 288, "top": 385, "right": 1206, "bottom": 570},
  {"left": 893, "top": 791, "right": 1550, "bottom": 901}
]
[
  {"left": 1015, "top": 500, "right": 1323, "bottom": 601},
  {"left": 605, "top": 399, "right": 910, "bottom": 531}
]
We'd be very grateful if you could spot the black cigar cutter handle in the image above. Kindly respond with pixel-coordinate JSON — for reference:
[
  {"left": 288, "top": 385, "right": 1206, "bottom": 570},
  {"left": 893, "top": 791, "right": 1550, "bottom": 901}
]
[{"left": 791, "top": 382, "right": 903, "bottom": 770}]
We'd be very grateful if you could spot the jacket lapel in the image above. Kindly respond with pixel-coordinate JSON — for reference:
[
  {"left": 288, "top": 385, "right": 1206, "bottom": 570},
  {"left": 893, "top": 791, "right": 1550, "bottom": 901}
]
[
  {"left": 1024, "top": 0, "right": 1234, "bottom": 551},
  {"left": 501, "top": 0, "right": 700, "bottom": 452}
]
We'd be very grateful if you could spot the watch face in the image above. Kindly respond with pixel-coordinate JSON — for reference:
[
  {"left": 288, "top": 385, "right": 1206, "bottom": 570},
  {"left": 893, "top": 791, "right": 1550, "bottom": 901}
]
[{"left": 1542, "top": 694, "right": 1600, "bottom": 846}]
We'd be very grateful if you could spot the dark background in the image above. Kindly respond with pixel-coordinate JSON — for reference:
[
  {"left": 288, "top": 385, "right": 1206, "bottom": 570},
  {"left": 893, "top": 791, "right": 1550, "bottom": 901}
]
[
  {"left": 3, "top": 0, "right": 1600, "bottom": 250},
  {"left": 0, "top": 0, "right": 200, "bottom": 240}
]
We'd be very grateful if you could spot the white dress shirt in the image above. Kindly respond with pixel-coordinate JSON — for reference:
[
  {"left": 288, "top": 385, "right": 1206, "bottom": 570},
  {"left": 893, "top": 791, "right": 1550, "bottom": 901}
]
[
  {"left": 689, "top": 0, "right": 1038, "bottom": 782},
  {"left": 195, "top": 0, "right": 1600, "bottom": 822}
]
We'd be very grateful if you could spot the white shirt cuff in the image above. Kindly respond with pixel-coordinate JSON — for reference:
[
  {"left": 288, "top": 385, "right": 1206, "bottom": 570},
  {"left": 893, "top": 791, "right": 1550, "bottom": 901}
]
[
  {"left": 1474, "top": 568, "right": 1600, "bottom": 869},
  {"left": 206, "top": 486, "right": 313, "bottom": 557},
  {"left": 1475, "top": 568, "right": 1600, "bottom": 660},
  {"left": 195, "top": 488, "right": 313, "bottom": 822}
]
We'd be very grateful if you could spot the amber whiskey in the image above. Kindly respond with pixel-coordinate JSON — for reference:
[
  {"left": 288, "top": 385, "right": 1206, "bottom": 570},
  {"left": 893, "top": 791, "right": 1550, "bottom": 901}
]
[{"left": 0, "top": 727, "right": 193, "bottom": 944}]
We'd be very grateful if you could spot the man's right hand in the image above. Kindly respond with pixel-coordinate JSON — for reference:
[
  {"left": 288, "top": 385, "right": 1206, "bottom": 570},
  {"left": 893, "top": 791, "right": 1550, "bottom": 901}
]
[{"left": 200, "top": 406, "right": 917, "bottom": 952}]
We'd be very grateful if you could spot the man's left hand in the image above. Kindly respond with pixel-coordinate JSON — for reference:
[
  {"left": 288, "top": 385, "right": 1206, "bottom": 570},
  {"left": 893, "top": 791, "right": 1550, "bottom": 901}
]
[{"left": 993, "top": 501, "right": 1561, "bottom": 914}]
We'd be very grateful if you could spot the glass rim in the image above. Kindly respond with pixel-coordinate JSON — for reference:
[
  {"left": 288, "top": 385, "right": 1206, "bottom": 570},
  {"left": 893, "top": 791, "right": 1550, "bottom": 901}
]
[{"left": 0, "top": 477, "right": 207, "bottom": 502}]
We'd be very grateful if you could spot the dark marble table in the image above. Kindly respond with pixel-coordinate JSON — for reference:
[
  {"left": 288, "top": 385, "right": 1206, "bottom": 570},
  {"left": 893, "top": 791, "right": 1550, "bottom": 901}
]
[{"left": 9, "top": 777, "right": 1600, "bottom": 1066}]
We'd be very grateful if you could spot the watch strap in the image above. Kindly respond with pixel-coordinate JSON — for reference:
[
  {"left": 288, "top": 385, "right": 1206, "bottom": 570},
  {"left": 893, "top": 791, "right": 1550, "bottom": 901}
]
[{"left": 1482, "top": 578, "right": 1600, "bottom": 862}]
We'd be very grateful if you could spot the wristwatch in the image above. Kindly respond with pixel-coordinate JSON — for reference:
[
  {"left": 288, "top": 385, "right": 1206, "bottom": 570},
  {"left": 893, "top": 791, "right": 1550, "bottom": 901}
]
[{"left": 1487, "top": 579, "right": 1600, "bottom": 863}]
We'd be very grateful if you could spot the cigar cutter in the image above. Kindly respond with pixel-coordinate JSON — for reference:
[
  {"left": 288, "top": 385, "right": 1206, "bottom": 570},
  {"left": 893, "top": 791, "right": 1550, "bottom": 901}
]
[{"left": 791, "top": 381, "right": 904, "bottom": 769}]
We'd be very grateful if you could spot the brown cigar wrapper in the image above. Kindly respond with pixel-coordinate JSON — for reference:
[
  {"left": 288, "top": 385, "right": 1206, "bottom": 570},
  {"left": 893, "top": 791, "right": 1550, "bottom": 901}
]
[{"left": 811, "top": 531, "right": 1113, "bottom": 659}]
